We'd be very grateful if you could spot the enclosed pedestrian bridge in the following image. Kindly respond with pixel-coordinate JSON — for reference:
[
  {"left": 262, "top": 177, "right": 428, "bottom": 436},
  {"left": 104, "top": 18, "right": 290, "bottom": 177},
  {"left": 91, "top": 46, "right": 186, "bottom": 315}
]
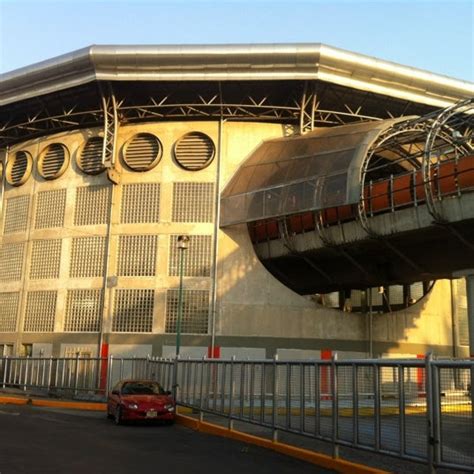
[{"left": 221, "top": 99, "right": 474, "bottom": 294}]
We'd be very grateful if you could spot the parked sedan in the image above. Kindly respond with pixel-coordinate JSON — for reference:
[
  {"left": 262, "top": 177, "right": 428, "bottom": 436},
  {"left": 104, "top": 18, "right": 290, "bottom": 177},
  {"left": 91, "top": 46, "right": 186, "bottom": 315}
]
[{"left": 107, "top": 380, "right": 175, "bottom": 425}]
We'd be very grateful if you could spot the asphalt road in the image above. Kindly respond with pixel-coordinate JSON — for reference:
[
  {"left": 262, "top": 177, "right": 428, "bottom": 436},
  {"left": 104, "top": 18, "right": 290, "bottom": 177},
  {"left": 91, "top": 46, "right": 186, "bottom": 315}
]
[{"left": 0, "top": 404, "right": 334, "bottom": 474}]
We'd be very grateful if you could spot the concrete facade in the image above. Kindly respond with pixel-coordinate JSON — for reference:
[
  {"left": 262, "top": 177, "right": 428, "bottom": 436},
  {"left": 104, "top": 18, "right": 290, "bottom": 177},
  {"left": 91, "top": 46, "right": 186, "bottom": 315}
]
[{"left": 0, "top": 119, "right": 469, "bottom": 359}]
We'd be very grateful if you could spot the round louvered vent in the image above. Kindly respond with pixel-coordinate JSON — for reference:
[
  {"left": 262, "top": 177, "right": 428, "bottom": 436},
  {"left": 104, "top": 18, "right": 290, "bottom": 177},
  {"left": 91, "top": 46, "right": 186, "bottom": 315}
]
[
  {"left": 78, "top": 137, "right": 105, "bottom": 175},
  {"left": 38, "top": 143, "right": 69, "bottom": 179},
  {"left": 122, "top": 133, "right": 162, "bottom": 171},
  {"left": 6, "top": 150, "right": 32, "bottom": 186},
  {"left": 174, "top": 132, "right": 215, "bottom": 171}
]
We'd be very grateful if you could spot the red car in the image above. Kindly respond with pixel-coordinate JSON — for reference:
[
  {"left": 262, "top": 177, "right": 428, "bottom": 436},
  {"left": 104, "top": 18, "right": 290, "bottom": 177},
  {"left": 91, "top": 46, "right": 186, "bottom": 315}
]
[{"left": 107, "top": 380, "right": 176, "bottom": 425}]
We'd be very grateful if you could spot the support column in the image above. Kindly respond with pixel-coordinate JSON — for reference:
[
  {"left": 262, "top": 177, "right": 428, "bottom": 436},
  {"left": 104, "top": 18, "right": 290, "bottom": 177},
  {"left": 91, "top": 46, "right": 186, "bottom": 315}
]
[
  {"left": 465, "top": 275, "right": 474, "bottom": 403},
  {"left": 465, "top": 276, "right": 474, "bottom": 355}
]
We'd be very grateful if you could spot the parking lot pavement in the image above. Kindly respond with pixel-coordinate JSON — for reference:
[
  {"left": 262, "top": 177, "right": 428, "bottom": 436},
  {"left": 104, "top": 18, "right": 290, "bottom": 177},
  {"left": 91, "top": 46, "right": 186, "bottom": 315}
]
[{"left": 0, "top": 404, "right": 335, "bottom": 474}]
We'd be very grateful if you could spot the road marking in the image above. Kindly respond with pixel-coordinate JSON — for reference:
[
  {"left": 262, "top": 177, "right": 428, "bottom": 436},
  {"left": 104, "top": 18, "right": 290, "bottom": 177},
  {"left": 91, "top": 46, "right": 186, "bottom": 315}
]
[
  {"left": 31, "top": 414, "right": 70, "bottom": 424},
  {"left": 0, "top": 410, "right": 20, "bottom": 416}
]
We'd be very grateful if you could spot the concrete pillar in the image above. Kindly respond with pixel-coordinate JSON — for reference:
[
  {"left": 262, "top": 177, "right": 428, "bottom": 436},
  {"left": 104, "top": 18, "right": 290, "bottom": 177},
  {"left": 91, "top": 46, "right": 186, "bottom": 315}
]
[
  {"left": 465, "top": 275, "right": 474, "bottom": 404},
  {"left": 465, "top": 275, "right": 474, "bottom": 359}
]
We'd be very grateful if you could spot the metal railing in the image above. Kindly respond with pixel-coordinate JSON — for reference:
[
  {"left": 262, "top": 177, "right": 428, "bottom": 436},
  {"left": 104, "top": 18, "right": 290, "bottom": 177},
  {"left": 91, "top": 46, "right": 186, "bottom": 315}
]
[
  {"left": 0, "top": 355, "right": 166, "bottom": 398},
  {"left": 0, "top": 354, "right": 472, "bottom": 471}
]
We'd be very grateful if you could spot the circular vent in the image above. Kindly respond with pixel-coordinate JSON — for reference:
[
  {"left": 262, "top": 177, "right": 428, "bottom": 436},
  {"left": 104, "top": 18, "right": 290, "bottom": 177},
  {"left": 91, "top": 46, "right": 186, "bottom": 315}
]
[
  {"left": 174, "top": 132, "right": 215, "bottom": 170},
  {"left": 78, "top": 137, "right": 105, "bottom": 175},
  {"left": 122, "top": 133, "right": 162, "bottom": 171},
  {"left": 38, "top": 143, "right": 69, "bottom": 179},
  {"left": 6, "top": 150, "right": 32, "bottom": 186}
]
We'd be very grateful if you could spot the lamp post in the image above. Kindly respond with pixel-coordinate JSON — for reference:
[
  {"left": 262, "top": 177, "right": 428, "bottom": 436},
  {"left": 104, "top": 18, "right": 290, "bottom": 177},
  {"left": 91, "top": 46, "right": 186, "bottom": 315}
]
[{"left": 176, "top": 235, "right": 189, "bottom": 357}]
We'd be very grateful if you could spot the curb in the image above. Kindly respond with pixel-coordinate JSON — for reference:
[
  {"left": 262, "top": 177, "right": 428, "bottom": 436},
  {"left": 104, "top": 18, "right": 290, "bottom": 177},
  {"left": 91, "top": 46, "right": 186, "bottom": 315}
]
[
  {"left": 0, "top": 395, "right": 106, "bottom": 411},
  {"left": 0, "top": 395, "right": 29, "bottom": 405},
  {"left": 176, "top": 414, "right": 389, "bottom": 474}
]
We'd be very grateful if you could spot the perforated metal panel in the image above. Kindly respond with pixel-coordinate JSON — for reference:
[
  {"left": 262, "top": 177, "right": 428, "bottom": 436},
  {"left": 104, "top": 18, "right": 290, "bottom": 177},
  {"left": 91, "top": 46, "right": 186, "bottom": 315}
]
[
  {"left": 174, "top": 132, "right": 215, "bottom": 170},
  {"left": 456, "top": 279, "right": 469, "bottom": 346},
  {"left": 165, "top": 289, "right": 209, "bottom": 334},
  {"left": 168, "top": 235, "right": 212, "bottom": 276},
  {"left": 78, "top": 137, "right": 105, "bottom": 175},
  {"left": 3, "top": 195, "right": 29, "bottom": 234},
  {"left": 6, "top": 151, "right": 31, "bottom": 186},
  {"left": 0, "top": 292, "right": 19, "bottom": 332},
  {"left": 120, "top": 183, "right": 160, "bottom": 223},
  {"left": 74, "top": 185, "right": 111, "bottom": 226},
  {"left": 410, "top": 282, "right": 425, "bottom": 302},
  {"left": 23, "top": 290, "right": 57, "bottom": 332},
  {"left": 118, "top": 235, "right": 158, "bottom": 276},
  {"left": 70, "top": 237, "right": 106, "bottom": 278},
  {"left": 64, "top": 289, "right": 103, "bottom": 332},
  {"left": 30, "top": 240, "right": 62, "bottom": 279},
  {"left": 123, "top": 133, "right": 162, "bottom": 171},
  {"left": 112, "top": 289, "right": 154, "bottom": 333},
  {"left": 35, "top": 189, "right": 67, "bottom": 229},
  {"left": 390, "top": 285, "right": 405, "bottom": 305},
  {"left": 172, "top": 182, "right": 214, "bottom": 223},
  {"left": 39, "top": 143, "right": 68, "bottom": 179},
  {"left": 0, "top": 242, "right": 25, "bottom": 281}
]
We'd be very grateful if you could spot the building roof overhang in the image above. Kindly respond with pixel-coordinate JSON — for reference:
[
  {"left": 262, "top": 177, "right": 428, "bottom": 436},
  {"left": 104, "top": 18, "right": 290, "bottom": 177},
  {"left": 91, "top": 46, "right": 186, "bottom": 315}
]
[{"left": 1, "top": 43, "right": 473, "bottom": 108}]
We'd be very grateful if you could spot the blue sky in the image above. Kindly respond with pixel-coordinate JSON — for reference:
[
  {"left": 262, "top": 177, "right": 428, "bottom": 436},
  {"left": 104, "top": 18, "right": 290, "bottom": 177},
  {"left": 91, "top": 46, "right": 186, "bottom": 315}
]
[{"left": 0, "top": 0, "right": 472, "bottom": 81}]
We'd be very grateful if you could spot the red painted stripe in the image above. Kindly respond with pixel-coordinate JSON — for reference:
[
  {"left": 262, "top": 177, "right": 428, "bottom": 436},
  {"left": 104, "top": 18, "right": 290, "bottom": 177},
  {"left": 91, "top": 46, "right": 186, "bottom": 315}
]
[
  {"left": 99, "top": 343, "right": 109, "bottom": 390},
  {"left": 207, "top": 345, "right": 220, "bottom": 359},
  {"left": 321, "top": 349, "right": 332, "bottom": 396},
  {"left": 416, "top": 354, "right": 425, "bottom": 395}
]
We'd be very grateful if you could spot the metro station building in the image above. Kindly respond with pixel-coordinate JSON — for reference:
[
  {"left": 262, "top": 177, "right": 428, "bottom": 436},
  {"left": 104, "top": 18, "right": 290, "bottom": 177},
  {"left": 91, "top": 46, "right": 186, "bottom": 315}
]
[{"left": 0, "top": 44, "right": 473, "bottom": 360}]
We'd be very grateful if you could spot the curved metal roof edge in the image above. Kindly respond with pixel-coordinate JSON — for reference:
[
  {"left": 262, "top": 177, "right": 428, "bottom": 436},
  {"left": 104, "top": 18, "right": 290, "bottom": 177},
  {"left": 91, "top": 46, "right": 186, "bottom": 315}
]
[{"left": 1, "top": 43, "right": 473, "bottom": 107}]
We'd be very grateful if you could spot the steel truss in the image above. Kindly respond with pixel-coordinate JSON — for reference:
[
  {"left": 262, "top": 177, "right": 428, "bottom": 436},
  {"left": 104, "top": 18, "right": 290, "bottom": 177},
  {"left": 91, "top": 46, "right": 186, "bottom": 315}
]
[
  {"left": 0, "top": 107, "right": 103, "bottom": 146},
  {"left": 423, "top": 98, "right": 474, "bottom": 222},
  {"left": 358, "top": 99, "right": 474, "bottom": 235},
  {"left": 0, "top": 80, "right": 420, "bottom": 149},
  {"left": 99, "top": 83, "right": 119, "bottom": 168}
]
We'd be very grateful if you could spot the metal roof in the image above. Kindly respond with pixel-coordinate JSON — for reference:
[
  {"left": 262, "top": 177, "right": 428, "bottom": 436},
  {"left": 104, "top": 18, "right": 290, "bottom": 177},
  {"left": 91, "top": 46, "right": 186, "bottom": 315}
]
[{"left": 1, "top": 43, "right": 473, "bottom": 108}]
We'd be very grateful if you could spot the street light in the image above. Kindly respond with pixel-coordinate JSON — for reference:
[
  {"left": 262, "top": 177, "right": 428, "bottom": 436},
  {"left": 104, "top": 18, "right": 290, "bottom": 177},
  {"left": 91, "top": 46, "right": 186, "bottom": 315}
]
[{"left": 176, "top": 235, "right": 189, "bottom": 357}]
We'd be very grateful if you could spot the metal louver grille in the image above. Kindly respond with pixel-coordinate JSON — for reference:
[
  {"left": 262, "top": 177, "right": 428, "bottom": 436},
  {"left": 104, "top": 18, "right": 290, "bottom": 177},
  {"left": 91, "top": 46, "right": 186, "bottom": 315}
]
[
  {"left": 165, "top": 289, "right": 209, "bottom": 334},
  {"left": 0, "top": 292, "right": 19, "bottom": 332},
  {"left": 123, "top": 133, "right": 162, "bottom": 171},
  {"left": 118, "top": 235, "right": 158, "bottom": 276},
  {"left": 64, "top": 289, "right": 103, "bottom": 332},
  {"left": 24, "top": 291, "right": 57, "bottom": 332},
  {"left": 35, "top": 189, "right": 67, "bottom": 229},
  {"left": 30, "top": 240, "right": 62, "bottom": 279},
  {"left": 120, "top": 183, "right": 160, "bottom": 223},
  {"left": 172, "top": 182, "right": 214, "bottom": 222},
  {"left": 40, "top": 143, "right": 67, "bottom": 179},
  {"left": 70, "top": 237, "right": 106, "bottom": 278},
  {"left": 8, "top": 151, "right": 30, "bottom": 185},
  {"left": 74, "top": 185, "right": 111, "bottom": 225},
  {"left": 79, "top": 137, "right": 105, "bottom": 175},
  {"left": 3, "top": 195, "right": 29, "bottom": 234},
  {"left": 168, "top": 234, "right": 212, "bottom": 276},
  {"left": 174, "top": 132, "right": 215, "bottom": 170},
  {"left": 0, "top": 243, "right": 25, "bottom": 280},
  {"left": 112, "top": 289, "right": 154, "bottom": 333}
]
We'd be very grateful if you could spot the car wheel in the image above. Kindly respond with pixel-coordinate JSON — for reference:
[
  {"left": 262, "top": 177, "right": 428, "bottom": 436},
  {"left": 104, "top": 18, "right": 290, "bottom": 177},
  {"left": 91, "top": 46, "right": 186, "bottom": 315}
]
[{"left": 114, "top": 406, "right": 123, "bottom": 425}]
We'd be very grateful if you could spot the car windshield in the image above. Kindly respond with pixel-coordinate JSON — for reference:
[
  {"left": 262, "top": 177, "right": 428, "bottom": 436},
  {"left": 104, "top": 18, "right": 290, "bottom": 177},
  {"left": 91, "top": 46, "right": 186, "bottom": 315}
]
[{"left": 121, "top": 382, "right": 165, "bottom": 395}]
